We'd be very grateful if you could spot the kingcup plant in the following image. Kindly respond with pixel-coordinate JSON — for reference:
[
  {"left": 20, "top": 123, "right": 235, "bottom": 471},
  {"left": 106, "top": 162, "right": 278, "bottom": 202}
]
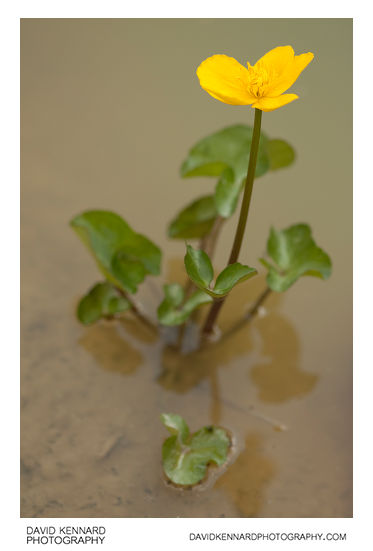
[{"left": 70, "top": 46, "right": 332, "bottom": 486}]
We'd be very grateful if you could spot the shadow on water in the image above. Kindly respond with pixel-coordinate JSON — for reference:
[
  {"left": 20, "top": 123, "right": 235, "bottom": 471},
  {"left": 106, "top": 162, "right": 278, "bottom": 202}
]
[
  {"left": 249, "top": 313, "right": 318, "bottom": 403},
  {"left": 216, "top": 432, "right": 276, "bottom": 517},
  {"left": 79, "top": 322, "right": 143, "bottom": 375}
]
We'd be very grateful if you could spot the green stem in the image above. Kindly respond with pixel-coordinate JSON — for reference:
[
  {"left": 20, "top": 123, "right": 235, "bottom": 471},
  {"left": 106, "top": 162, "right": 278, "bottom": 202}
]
[
  {"left": 116, "top": 287, "right": 158, "bottom": 332},
  {"left": 202, "top": 108, "right": 263, "bottom": 336}
]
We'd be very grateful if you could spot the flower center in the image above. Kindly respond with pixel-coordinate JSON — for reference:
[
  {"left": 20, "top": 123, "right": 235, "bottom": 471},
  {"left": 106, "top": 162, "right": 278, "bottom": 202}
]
[{"left": 247, "top": 61, "right": 273, "bottom": 98}]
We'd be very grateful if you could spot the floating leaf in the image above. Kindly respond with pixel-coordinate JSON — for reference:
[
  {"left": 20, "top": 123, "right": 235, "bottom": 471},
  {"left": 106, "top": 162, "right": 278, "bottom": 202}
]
[
  {"left": 262, "top": 223, "right": 332, "bottom": 292},
  {"left": 161, "top": 413, "right": 230, "bottom": 486},
  {"left": 184, "top": 244, "right": 257, "bottom": 298},
  {"left": 184, "top": 244, "right": 214, "bottom": 289},
  {"left": 168, "top": 195, "right": 218, "bottom": 239},
  {"left": 77, "top": 282, "right": 130, "bottom": 325},
  {"left": 157, "top": 283, "right": 212, "bottom": 326},
  {"left": 70, "top": 210, "right": 161, "bottom": 294}
]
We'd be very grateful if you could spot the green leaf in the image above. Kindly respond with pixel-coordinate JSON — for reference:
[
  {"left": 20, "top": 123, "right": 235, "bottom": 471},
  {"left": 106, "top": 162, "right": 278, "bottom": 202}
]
[
  {"left": 181, "top": 125, "right": 297, "bottom": 219},
  {"left": 70, "top": 210, "right": 161, "bottom": 294},
  {"left": 263, "top": 223, "right": 332, "bottom": 292},
  {"left": 180, "top": 125, "right": 270, "bottom": 218},
  {"left": 182, "top": 290, "right": 213, "bottom": 317},
  {"left": 214, "top": 167, "right": 243, "bottom": 219},
  {"left": 110, "top": 252, "right": 147, "bottom": 294},
  {"left": 157, "top": 285, "right": 212, "bottom": 326},
  {"left": 184, "top": 245, "right": 257, "bottom": 299},
  {"left": 181, "top": 124, "right": 269, "bottom": 180},
  {"left": 213, "top": 263, "right": 257, "bottom": 297},
  {"left": 161, "top": 414, "right": 230, "bottom": 486},
  {"left": 184, "top": 244, "right": 214, "bottom": 289},
  {"left": 160, "top": 413, "right": 189, "bottom": 442},
  {"left": 77, "top": 282, "right": 131, "bottom": 325},
  {"left": 168, "top": 195, "right": 218, "bottom": 239},
  {"left": 163, "top": 283, "right": 185, "bottom": 307},
  {"left": 266, "top": 138, "right": 296, "bottom": 170}
]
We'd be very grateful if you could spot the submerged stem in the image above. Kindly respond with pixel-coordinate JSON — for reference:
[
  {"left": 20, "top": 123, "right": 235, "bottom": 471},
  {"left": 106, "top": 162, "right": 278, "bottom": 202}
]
[
  {"left": 222, "top": 286, "right": 272, "bottom": 340},
  {"left": 202, "top": 108, "right": 263, "bottom": 336}
]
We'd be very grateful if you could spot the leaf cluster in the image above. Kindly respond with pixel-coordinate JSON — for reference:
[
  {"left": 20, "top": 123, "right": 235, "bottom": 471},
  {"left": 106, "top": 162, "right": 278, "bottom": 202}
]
[
  {"left": 157, "top": 283, "right": 212, "bottom": 326},
  {"left": 184, "top": 244, "right": 257, "bottom": 298},
  {"left": 77, "top": 282, "right": 130, "bottom": 325},
  {"left": 167, "top": 125, "right": 296, "bottom": 235},
  {"left": 71, "top": 210, "right": 161, "bottom": 295}
]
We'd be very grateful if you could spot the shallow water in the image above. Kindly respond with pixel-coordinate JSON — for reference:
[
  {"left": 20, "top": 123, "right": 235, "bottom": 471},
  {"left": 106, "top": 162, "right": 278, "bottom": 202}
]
[{"left": 21, "top": 18, "right": 352, "bottom": 517}]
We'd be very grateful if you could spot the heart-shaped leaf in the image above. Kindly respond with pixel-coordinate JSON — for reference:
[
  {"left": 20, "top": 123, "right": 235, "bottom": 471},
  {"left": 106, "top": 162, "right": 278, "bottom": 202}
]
[
  {"left": 157, "top": 283, "right": 212, "bottom": 326},
  {"left": 161, "top": 413, "right": 230, "bottom": 486},
  {"left": 70, "top": 210, "right": 161, "bottom": 294},
  {"left": 181, "top": 125, "right": 270, "bottom": 218},
  {"left": 180, "top": 125, "right": 296, "bottom": 219},
  {"left": 77, "top": 282, "right": 131, "bottom": 325},
  {"left": 168, "top": 195, "right": 218, "bottom": 239},
  {"left": 180, "top": 124, "right": 270, "bottom": 181},
  {"left": 262, "top": 223, "right": 332, "bottom": 292}
]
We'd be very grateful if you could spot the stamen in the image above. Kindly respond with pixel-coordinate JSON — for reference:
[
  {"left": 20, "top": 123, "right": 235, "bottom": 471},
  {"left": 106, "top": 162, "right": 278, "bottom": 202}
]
[{"left": 246, "top": 62, "right": 272, "bottom": 98}]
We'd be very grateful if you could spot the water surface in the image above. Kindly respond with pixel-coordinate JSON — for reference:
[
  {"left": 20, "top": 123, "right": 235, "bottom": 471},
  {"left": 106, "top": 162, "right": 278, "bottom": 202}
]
[{"left": 21, "top": 18, "right": 352, "bottom": 518}]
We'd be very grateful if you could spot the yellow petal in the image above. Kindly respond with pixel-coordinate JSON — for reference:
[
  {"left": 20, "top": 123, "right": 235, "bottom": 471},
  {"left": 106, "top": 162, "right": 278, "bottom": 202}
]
[
  {"left": 254, "top": 45, "right": 295, "bottom": 74},
  {"left": 252, "top": 94, "right": 299, "bottom": 112},
  {"left": 196, "top": 54, "right": 256, "bottom": 105},
  {"left": 266, "top": 52, "right": 314, "bottom": 97}
]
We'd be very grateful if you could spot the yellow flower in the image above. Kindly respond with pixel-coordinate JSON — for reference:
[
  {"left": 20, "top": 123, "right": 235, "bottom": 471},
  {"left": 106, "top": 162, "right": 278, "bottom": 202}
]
[{"left": 196, "top": 46, "right": 314, "bottom": 112}]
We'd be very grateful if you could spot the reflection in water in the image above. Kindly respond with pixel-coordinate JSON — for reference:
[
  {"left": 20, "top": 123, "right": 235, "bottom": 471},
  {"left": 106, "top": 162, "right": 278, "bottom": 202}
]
[
  {"left": 216, "top": 433, "right": 275, "bottom": 517},
  {"left": 79, "top": 322, "right": 142, "bottom": 375},
  {"left": 119, "top": 314, "right": 159, "bottom": 345},
  {"left": 158, "top": 324, "right": 256, "bottom": 426},
  {"left": 250, "top": 313, "right": 318, "bottom": 403},
  {"left": 158, "top": 273, "right": 262, "bottom": 395}
]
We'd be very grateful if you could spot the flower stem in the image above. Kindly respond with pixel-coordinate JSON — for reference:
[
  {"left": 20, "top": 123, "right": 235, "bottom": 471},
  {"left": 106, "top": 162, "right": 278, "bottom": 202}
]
[{"left": 202, "top": 108, "right": 263, "bottom": 336}]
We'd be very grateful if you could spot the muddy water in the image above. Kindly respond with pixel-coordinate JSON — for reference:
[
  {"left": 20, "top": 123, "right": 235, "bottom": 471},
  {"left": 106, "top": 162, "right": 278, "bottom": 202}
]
[{"left": 21, "top": 19, "right": 352, "bottom": 517}]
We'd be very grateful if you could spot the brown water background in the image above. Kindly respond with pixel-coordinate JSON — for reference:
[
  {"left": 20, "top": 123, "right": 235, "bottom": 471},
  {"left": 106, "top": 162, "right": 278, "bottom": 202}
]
[{"left": 21, "top": 18, "right": 352, "bottom": 517}]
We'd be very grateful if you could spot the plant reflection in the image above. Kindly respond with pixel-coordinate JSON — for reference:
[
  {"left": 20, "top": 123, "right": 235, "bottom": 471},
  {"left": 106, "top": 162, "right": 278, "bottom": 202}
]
[
  {"left": 79, "top": 322, "right": 142, "bottom": 375},
  {"left": 215, "top": 432, "right": 275, "bottom": 517},
  {"left": 250, "top": 313, "right": 318, "bottom": 402}
]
